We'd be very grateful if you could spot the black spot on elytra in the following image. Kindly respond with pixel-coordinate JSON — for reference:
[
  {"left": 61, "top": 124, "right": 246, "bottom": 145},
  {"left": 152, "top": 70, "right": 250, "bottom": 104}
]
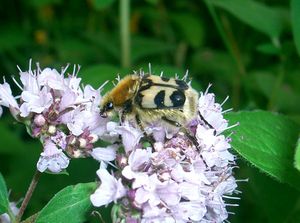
[
  {"left": 154, "top": 90, "right": 165, "bottom": 108},
  {"left": 170, "top": 90, "right": 185, "bottom": 107},
  {"left": 175, "top": 79, "right": 189, "bottom": 90},
  {"left": 161, "top": 76, "right": 170, "bottom": 82},
  {"left": 139, "top": 78, "right": 153, "bottom": 91}
]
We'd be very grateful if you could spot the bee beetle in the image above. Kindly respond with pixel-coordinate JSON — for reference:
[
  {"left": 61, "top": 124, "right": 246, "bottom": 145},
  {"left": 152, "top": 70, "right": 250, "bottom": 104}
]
[{"left": 100, "top": 74, "right": 199, "bottom": 132}]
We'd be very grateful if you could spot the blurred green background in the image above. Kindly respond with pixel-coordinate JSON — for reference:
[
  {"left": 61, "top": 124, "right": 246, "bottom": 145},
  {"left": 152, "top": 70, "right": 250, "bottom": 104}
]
[{"left": 0, "top": 0, "right": 300, "bottom": 222}]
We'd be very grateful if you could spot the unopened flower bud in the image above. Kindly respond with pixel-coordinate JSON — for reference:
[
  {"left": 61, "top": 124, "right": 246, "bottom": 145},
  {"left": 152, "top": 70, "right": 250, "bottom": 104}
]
[
  {"left": 89, "top": 134, "right": 98, "bottom": 143},
  {"left": 73, "top": 149, "right": 83, "bottom": 158},
  {"left": 116, "top": 155, "right": 128, "bottom": 168},
  {"left": 34, "top": 114, "right": 46, "bottom": 126},
  {"left": 68, "top": 135, "right": 76, "bottom": 145},
  {"left": 79, "top": 138, "right": 87, "bottom": 148},
  {"left": 48, "top": 125, "right": 56, "bottom": 134}
]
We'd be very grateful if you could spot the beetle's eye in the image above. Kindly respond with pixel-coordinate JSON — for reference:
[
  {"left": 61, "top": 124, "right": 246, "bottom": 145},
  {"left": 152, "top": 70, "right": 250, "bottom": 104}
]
[{"left": 106, "top": 102, "right": 113, "bottom": 110}]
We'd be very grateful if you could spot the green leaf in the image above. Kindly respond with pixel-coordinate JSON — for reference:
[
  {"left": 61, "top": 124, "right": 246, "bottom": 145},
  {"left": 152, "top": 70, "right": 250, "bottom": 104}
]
[
  {"left": 294, "top": 138, "right": 300, "bottom": 171},
  {"left": 225, "top": 111, "right": 300, "bottom": 189},
  {"left": 291, "top": 0, "right": 300, "bottom": 56},
  {"left": 132, "top": 37, "right": 175, "bottom": 63},
  {"left": 0, "top": 172, "right": 9, "bottom": 215},
  {"left": 29, "top": 0, "right": 62, "bottom": 7},
  {"left": 171, "top": 13, "right": 204, "bottom": 48},
  {"left": 81, "top": 64, "right": 124, "bottom": 92},
  {"left": 0, "top": 118, "right": 37, "bottom": 155},
  {"left": 256, "top": 43, "right": 281, "bottom": 55},
  {"left": 0, "top": 27, "right": 28, "bottom": 51},
  {"left": 252, "top": 71, "right": 300, "bottom": 113},
  {"left": 91, "top": 0, "right": 115, "bottom": 10},
  {"left": 35, "top": 183, "right": 97, "bottom": 223},
  {"left": 234, "top": 162, "right": 300, "bottom": 223},
  {"left": 210, "top": 0, "right": 285, "bottom": 38}
]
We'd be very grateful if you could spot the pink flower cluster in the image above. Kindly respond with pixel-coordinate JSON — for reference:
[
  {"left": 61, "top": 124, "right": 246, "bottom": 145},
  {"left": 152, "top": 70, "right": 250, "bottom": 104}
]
[
  {"left": 0, "top": 62, "right": 239, "bottom": 222},
  {"left": 0, "top": 61, "right": 116, "bottom": 173},
  {"left": 90, "top": 84, "right": 239, "bottom": 222}
]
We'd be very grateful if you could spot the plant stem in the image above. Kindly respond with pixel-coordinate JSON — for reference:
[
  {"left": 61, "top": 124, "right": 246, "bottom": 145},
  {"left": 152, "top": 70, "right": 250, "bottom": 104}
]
[
  {"left": 267, "top": 58, "right": 284, "bottom": 111},
  {"left": 204, "top": 1, "right": 248, "bottom": 109},
  {"left": 120, "top": 0, "right": 131, "bottom": 68},
  {"left": 16, "top": 170, "right": 41, "bottom": 222},
  {"left": 7, "top": 205, "right": 17, "bottom": 223}
]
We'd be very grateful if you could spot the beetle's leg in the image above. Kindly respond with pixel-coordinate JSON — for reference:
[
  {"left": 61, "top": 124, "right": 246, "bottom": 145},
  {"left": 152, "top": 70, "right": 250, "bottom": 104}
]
[
  {"left": 121, "top": 110, "right": 126, "bottom": 123},
  {"left": 135, "top": 114, "right": 144, "bottom": 131},
  {"left": 135, "top": 114, "right": 155, "bottom": 145},
  {"left": 161, "top": 116, "right": 182, "bottom": 127},
  {"left": 162, "top": 116, "right": 200, "bottom": 148},
  {"left": 198, "top": 111, "right": 217, "bottom": 135}
]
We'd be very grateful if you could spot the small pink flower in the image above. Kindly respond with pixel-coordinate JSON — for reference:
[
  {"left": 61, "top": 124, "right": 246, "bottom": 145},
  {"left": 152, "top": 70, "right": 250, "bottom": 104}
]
[
  {"left": 115, "top": 122, "right": 143, "bottom": 153},
  {"left": 0, "top": 82, "right": 19, "bottom": 110},
  {"left": 38, "top": 68, "right": 65, "bottom": 90},
  {"left": 172, "top": 201, "right": 207, "bottom": 222},
  {"left": 37, "top": 139, "right": 69, "bottom": 173},
  {"left": 90, "top": 168, "right": 126, "bottom": 207},
  {"left": 20, "top": 87, "right": 53, "bottom": 117},
  {"left": 122, "top": 148, "right": 151, "bottom": 184},
  {"left": 90, "top": 145, "right": 117, "bottom": 163}
]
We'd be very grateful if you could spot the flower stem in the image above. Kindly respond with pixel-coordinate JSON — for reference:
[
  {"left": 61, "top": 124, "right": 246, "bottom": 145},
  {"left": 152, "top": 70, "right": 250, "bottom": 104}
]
[
  {"left": 7, "top": 206, "right": 17, "bottom": 223},
  {"left": 16, "top": 170, "right": 41, "bottom": 222},
  {"left": 204, "top": 1, "right": 248, "bottom": 109},
  {"left": 120, "top": 0, "right": 131, "bottom": 68}
]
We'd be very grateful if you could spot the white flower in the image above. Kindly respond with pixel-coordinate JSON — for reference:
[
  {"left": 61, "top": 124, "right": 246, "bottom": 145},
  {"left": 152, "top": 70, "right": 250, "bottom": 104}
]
[
  {"left": 115, "top": 122, "right": 143, "bottom": 153},
  {"left": 205, "top": 195, "right": 228, "bottom": 222},
  {"left": 99, "top": 121, "right": 120, "bottom": 143},
  {"left": 38, "top": 68, "right": 65, "bottom": 90},
  {"left": 82, "top": 85, "right": 102, "bottom": 111},
  {"left": 90, "top": 169, "right": 126, "bottom": 207},
  {"left": 0, "top": 82, "right": 19, "bottom": 109},
  {"left": 90, "top": 145, "right": 117, "bottom": 163},
  {"left": 37, "top": 139, "right": 69, "bottom": 173},
  {"left": 63, "top": 73, "right": 82, "bottom": 94},
  {"left": 172, "top": 201, "right": 207, "bottom": 222},
  {"left": 122, "top": 148, "right": 152, "bottom": 188},
  {"left": 141, "top": 204, "right": 173, "bottom": 223},
  {"left": 88, "top": 79, "right": 239, "bottom": 222},
  {"left": 197, "top": 125, "right": 234, "bottom": 167},
  {"left": 179, "top": 181, "right": 205, "bottom": 201},
  {"left": 20, "top": 86, "right": 53, "bottom": 117},
  {"left": 19, "top": 69, "right": 39, "bottom": 94},
  {"left": 50, "top": 131, "right": 67, "bottom": 150},
  {"left": 198, "top": 90, "right": 229, "bottom": 134},
  {"left": 135, "top": 174, "right": 180, "bottom": 208},
  {"left": 65, "top": 104, "right": 107, "bottom": 137}
]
